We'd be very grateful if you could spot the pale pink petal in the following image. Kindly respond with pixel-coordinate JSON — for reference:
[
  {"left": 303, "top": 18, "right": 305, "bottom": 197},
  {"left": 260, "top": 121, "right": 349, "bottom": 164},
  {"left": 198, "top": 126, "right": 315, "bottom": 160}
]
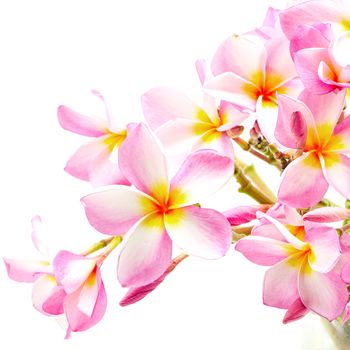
[
  {"left": 64, "top": 138, "right": 108, "bottom": 182},
  {"left": 204, "top": 73, "right": 259, "bottom": 110},
  {"left": 280, "top": 1, "right": 343, "bottom": 39},
  {"left": 303, "top": 207, "right": 350, "bottom": 222},
  {"left": 327, "top": 116, "right": 350, "bottom": 153},
  {"left": 283, "top": 298, "right": 309, "bottom": 324},
  {"left": 164, "top": 206, "right": 231, "bottom": 259},
  {"left": 57, "top": 105, "right": 108, "bottom": 137},
  {"left": 211, "top": 35, "right": 267, "bottom": 82},
  {"left": 278, "top": 153, "right": 328, "bottom": 208},
  {"left": 304, "top": 225, "right": 341, "bottom": 272},
  {"left": 82, "top": 186, "right": 157, "bottom": 235},
  {"left": 196, "top": 59, "right": 208, "bottom": 85},
  {"left": 235, "top": 236, "right": 293, "bottom": 266},
  {"left": 169, "top": 150, "right": 233, "bottom": 208},
  {"left": 290, "top": 23, "right": 332, "bottom": 58},
  {"left": 263, "top": 256, "right": 300, "bottom": 309},
  {"left": 267, "top": 203, "right": 304, "bottom": 226},
  {"left": 321, "top": 153, "right": 350, "bottom": 199},
  {"left": 117, "top": 213, "right": 172, "bottom": 287},
  {"left": 275, "top": 95, "right": 308, "bottom": 149},
  {"left": 53, "top": 251, "right": 97, "bottom": 294},
  {"left": 89, "top": 147, "right": 130, "bottom": 187},
  {"left": 118, "top": 123, "right": 169, "bottom": 203},
  {"left": 299, "top": 267, "right": 348, "bottom": 321},
  {"left": 156, "top": 118, "right": 212, "bottom": 152},
  {"left": 224, "top": 205, "right": 270, "bottom": 225},
  {"left": 342, "top": 303, "right": 350, "bottom": 323},
  {"left": 252, "top": 222, "right": 287, "bottom": 242},
  {"left": 64, "top": 274, "right": 107, "bottom": 332},
  {"left": 341, "top": 260, "right": 350, "bottom": 283},
  {"left": 141, "top": 87, "right": 211, "bottom": 130},
  {"left": 299, "top": 89, "right": 346, "bottom": 142},
  {"left": 217, "top": 101, "right": 249, "bottom": 131},
  {"left": 32, "top": 274, "right": 65, "bottom": 315},
  {"left": 120, "top": 254, "right": 188, "bottom": 306},
  {"left": 191, "top": 132, "right": 234, "bottom": 159},
  {"left": 263, "top": 7, "right": 279, "bottom": 27},
  {"left": 3, "top": 258, "right": 51, "bottom": 282}
]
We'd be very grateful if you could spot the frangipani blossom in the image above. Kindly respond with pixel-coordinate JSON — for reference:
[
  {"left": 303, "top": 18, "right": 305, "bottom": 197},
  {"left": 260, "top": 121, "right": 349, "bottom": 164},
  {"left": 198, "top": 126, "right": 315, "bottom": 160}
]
[
  {"left": 275, "top": 90, "right": 349, "bottom": 208},
  {"left": 57, "top": 90, "right": 130, "bottom": 187},
  {"left": 141, "top": 62, "right": 248, "bottom": 160},
  {"left": 82, "top": 123, "right": 233, "bottom": 288},
  {"left": 236, "top": 211, "right": 348, "bottom": 322},
  {"left": 53, "top": 251, "right": 107, "bottom": 336},
  {"left": 289, "top": 23, "right": 350, "bottom": 94},
  {"left": 204, "top": 33, "right": 302, "bottom": 142}
]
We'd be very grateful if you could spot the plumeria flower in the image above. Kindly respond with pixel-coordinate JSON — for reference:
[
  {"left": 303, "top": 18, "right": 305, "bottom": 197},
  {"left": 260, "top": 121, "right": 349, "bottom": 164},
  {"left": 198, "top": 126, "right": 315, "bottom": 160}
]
[
  {"left": 53, "top": 251, "right": 107, "bottom": 337},
  {"left": 141, "top": 61, "right": 248, "bottom": 161},
  {"left": 204, "top": 32, "right": 303, "bottom": 143},
  {"left": 82, "top": 123, "right": 233, "bottom": 288},
  {"left": 57, "top": 90, "right": 131, "bottom": 187},
  {"left": 289, "top": 22, "right": 350, "bottom": 95},
  {"left": 3, "top": 216, "right": 66, "bottom": 317},
  {"left": 275, "top": 89, "right": 349, "bottom": 208},
  {"left": 235, "top": 211, "right": 348, "bottom": 322}
]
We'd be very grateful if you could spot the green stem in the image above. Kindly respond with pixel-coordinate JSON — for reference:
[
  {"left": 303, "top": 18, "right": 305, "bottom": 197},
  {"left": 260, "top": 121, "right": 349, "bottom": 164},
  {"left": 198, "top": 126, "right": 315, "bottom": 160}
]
[
  {"left": 235, "top": 158, "right": 276, "bottom": 202},
  {"left": 81, "top": 237, "right": 115, "bottom": 256},
  {"left": 97, "top": 236, "right": 122, "bottom": 263},
  {"left": 232, "top": 226, "right": 253, "bottom": 242},
  {"left": 234, "top": 164, "right": 275, "bottom": 204}
]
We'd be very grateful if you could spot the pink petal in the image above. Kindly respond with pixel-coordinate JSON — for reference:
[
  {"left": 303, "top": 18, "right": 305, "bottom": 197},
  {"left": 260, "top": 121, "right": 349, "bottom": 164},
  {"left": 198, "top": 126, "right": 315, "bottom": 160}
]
[
  {"left": 327, "top": 116, "right": 350, "bottom": 153},
  {"left": 235, "top": 236, "right": 293, "bottom": 266},
  {"left": 299, "top": 89, "right": 346, "bottom": 143},
  {"left": 294, "top": 48, "right": 336, "bottom": 94},
  {"left": 64, "top": 138, "right": 109, "bottom": 182},
  {"left": 31, "top": 215, "right": 49, "bottom": 257},
  {"left": 89, "top": 147, "right": 130, "bottom": 187},
  {"left": 169, "top": 150, "right": 234, "bottom": 208},
  {"left": 289, "top": 23, "right": 332, "bottom": 58},
  {"left": 191, "top": 131, "right": 234, "bottom": 159},
  {"left": 267, "top": 203, "right": 304, "bottom": 226},
  {"left": 120, "top": 253, "right": 188, "bottom": 306},
  {"left": 321, "top": 153, "right": 350, "bottom": 199},
  {"left": 211, "top": 35, "right": 267, "bottom": 82},
  {"left": 217, "top": 101, "right": 249, "bottom": 132},
  {"left": 299, "top": 267, "right": 348, "bottom": 321},
  {"left": 57, "top": 105, "right": 108, "bottom": 137},
  {"left": 204, "top": 72, "right": 258, "bottom": 111},
  {"left": 280, "top": 1, "right": 343, "bottom": 39},
  {"left": 117, "top": 213, "right": 172, "bottom": 288},
  {"left": 141, "top": 87, "right": 211, "bottom": 130},
  {"left": 275, "top": 95, "right": 308, "bottom": 149},
  {"left": 53, "top": 251, "right": 97, "bottom": 294},
  {"left": 3, "top": 258, "right": 51, "bottom": 282},
  {"left": 164, "top": 206, "right": 231, "bottom": 259},
  {"left": 64, "top": 272, "right": 107, "bottom": 332},
  {"left": 32, "top": 274, "right": 65, "bottom": 315},
  {"left": 283, "top": 298, "right": 309, "bottom": 324},
  {"left": 82, "top": 186, "right": 157, "bottom": 235},
  {"left": 224, "top": 205, "right": 270, "bottom": 225},
  {"left": 195, "top": 59, "right": 208, "bottom": 85},
  {"left": 303, "top": 207, "right": 350, "bottom": 222},
  {"left": 278, "top": 153, "right": 329, "bottom": 208},
  {"left": 252, "top": 222, "right": 287, "bottom": 242},
  {"left": 263, "top": 256, "right": 300, "bottom": 309},
  {"left": 341, "top": 260, "right": 350, "bottom": 283},
  {"left": 304, "top": 225, "right": 341, "bottom": 272},
  {"left": 118, "top": 123, "right": 169, "bottom": 204}
]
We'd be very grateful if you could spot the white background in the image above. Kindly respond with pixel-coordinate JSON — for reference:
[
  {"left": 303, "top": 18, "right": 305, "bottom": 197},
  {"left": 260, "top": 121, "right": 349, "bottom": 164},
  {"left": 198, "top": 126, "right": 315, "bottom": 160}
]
[{"left": 0, "top": 0, "right": 336, "bottom": 349}]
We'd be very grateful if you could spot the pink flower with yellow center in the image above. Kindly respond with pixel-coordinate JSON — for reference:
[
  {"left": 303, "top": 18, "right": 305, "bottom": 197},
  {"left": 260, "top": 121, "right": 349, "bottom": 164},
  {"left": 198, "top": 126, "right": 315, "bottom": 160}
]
[
  {"left": 275, "top": 89, "right": 350, "bottom": 208},
  {"left": 82, "top": 123, "right": 233, "bottom": 287},
  {"left": 57, "top": 90, "right": 130, "bottom": 187},
  {"left": 203, "top": 33, "right": 303, "bottom": 142},
  {"left": 236, "top": 211, "right": 348, "bottom": 322}
]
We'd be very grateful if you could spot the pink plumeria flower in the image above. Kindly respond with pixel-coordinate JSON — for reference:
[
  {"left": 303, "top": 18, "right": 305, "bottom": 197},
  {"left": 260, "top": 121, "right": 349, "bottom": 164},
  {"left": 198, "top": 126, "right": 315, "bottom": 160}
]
[
  {"left": 141, "top": 61, "right": 248, "bottom": 160},
  {"left": 53, "top": 251, "right": 107, "bottom": 337},
  {"left": 3, "top": 216, "right": 66, "bottom": 317},
  {"left": 82, "top": 123, "right": 233, "bottom": 288},
  {"left": 204, "top": 32, "right": 303, "bottom": 143},
  {"left": 289, "top": 22, "right": 350, "bottom": 94},
  {"left": 57, "top": 90, "right": 131, "bottom": 187},
  {"left": 275, "top": 89, "right": 349, "bottom": 208},
  {"left": 236, "top": 211, "right": 348, "bottom": 322}
]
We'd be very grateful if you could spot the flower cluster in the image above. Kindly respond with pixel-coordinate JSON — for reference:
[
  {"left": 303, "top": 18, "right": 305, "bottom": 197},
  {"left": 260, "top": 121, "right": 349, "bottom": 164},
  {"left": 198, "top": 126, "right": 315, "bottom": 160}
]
[{"left": 5, "top": 0, "right": 350, "bottom": 337}]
